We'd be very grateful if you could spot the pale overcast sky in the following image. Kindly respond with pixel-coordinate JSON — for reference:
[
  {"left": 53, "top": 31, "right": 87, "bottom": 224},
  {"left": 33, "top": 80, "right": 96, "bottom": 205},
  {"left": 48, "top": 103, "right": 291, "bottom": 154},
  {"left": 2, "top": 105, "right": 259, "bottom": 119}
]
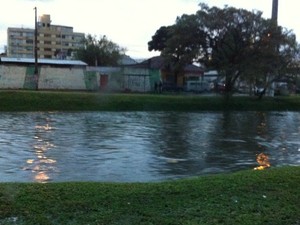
[{"left": 0, "top": 0, "right": 298, "bottom": 59}]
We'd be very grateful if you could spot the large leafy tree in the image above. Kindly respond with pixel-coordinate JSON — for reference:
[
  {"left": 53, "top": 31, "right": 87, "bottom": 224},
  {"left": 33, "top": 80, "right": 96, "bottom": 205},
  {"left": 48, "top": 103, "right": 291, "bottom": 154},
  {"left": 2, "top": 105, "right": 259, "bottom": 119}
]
[
  {"left": 199, "top": 4, "right": 298, "bottom": 96},
  {"left": 148, "top": 3, "right": 299, "bottom": 96},
  {"left": 148, "top": 14, "right": 207, "bottom": 84},
  {"left": 75, "top": 34, "right": 126, "bottom": 66}
]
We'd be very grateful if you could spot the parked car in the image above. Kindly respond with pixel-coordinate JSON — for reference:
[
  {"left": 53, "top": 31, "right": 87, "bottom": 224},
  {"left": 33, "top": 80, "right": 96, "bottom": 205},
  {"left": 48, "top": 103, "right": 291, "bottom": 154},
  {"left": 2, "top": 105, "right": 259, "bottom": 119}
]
[
  {"left": 274, "top": 84, "right": 289, "bottom": 96},
  {"left": 184, "top": 81, "right": 210, "bottom": 93},
  {"left": 216, "top": 82, "right": 226, "bottom": 93},
  {"left": 162, "top": 82, "right": 183, "bottom": 92}
]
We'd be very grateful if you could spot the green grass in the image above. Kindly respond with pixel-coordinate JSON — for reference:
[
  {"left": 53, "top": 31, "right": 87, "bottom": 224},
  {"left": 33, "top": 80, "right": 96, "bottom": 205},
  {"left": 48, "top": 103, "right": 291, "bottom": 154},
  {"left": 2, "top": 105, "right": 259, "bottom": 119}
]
[
  {"left": 0, "top": 90, "right": 300, "bottom": 111},
  {"left": 0, "top": 166, "right": 299, "bottom": 225}
]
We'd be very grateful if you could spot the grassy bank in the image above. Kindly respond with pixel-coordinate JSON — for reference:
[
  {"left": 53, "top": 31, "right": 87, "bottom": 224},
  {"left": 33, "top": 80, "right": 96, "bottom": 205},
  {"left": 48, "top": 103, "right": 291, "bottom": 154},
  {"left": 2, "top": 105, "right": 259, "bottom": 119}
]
[
  {"left": 0, "top": 166, "right": 299, "bottom": 225},
  {"left": 0, "top": 90, "right": 300, "bottom": 111}
]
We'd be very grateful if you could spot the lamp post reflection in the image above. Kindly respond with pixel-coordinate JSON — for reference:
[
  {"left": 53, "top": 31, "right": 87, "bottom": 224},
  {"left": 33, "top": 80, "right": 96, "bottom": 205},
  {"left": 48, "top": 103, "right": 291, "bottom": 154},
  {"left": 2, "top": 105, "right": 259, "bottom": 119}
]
[
  {"left": 34, "top": 6, "right": 39, "bottom": 90},
  {"left": 26, "top": 120, "right": 57, "bottom": 183}
]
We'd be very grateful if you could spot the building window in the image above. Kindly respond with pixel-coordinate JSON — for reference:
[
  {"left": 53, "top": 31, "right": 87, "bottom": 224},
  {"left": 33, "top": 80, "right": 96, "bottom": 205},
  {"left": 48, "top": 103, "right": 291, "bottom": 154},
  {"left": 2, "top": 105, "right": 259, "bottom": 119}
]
[{"left": 25, "top": 32, "right": 34, "bottom": 37}]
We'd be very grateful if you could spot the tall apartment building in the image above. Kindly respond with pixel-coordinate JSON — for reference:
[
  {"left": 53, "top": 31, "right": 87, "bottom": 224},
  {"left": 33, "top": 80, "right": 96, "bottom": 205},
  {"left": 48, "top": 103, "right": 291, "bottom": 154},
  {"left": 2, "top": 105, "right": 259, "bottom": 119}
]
[{"left": 7, "top": 14, "right": 85, "bottom": 59}]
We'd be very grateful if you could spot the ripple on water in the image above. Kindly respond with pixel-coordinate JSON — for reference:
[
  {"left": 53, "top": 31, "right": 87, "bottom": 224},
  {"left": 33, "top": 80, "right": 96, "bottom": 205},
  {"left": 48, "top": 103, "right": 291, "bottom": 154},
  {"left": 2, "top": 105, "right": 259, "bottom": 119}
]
[{"left": 0, "top": 111, "right": 299, "bottom": 182}]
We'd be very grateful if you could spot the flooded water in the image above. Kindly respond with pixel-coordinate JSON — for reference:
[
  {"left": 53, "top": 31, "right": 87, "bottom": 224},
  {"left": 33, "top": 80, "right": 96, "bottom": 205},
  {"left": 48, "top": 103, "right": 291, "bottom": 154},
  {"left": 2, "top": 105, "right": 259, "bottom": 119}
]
[{"left": 0, "top": 111, "right": 299, "bottom": 183}]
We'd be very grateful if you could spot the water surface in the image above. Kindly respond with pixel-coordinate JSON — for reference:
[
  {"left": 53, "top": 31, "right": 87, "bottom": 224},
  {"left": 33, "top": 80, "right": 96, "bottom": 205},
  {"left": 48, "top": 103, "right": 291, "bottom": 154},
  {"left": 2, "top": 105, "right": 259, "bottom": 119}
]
[{"left": 0, "top": 111, "right": 299, "bottom": 182}]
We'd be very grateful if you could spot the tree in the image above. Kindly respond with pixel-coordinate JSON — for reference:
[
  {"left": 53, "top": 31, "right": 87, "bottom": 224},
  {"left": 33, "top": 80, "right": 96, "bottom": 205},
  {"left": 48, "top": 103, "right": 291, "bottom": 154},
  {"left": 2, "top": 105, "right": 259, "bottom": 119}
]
[
  {"left": 148, "top": 15, "right": 207, "bottom": 84},
  {"left": 148, "top": 3, "right": 299, "bottom": 97},
  {"left": 75, "top": 34, "right": 126, "bottom": 66},
  {"left": 199, "top": 5, "right": 274, "bottom": 95},
  {"left": 148, "top": 26, "right": 172, "bottom": 52},
  {"left": 251, "top": 22, "right": 299, "bottom": 98}
]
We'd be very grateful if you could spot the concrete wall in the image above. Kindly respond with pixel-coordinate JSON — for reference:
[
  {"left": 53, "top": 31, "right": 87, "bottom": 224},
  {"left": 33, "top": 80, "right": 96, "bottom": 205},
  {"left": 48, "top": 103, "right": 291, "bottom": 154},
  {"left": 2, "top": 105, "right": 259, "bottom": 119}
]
[
  {"left": 86, "top": 67, "right": 160, "bottom": 93},
  {"left": 0, "top": 64, "right": 88, "bottom": 90},
  {"left": 0, "top": 64, "right": 160, "bottom": 92},
  {"left": 0, "top": 65, "right": 27, "bottom": 89},
  {"left": 39, "top": 67, "right": 86, "bottom": 90}
]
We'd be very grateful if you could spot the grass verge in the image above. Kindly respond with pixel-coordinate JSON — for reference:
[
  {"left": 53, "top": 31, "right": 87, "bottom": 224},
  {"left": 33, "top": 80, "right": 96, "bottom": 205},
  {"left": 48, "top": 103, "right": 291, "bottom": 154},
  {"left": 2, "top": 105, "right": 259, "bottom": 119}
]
[
  {"left": 0, "top": 91, "right": 300, "bottom": 111},
  {"left": 0, "top": 166, "right": 299, "bottom": 225}
]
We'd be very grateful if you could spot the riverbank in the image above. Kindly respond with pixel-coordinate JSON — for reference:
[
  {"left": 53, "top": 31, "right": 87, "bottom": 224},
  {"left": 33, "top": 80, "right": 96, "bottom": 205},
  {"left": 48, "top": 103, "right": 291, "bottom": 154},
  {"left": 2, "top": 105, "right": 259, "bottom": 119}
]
[
  {"left": 0, "top": 166, "right": 299, "bottom": 225},
  {"left": 0, "top": 90, "right": 300, "bottom": 111}
]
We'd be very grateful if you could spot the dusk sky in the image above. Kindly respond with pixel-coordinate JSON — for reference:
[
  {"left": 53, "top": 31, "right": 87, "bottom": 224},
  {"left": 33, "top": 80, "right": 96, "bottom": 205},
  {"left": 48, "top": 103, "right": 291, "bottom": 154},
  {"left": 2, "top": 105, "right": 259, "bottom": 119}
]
[{"left": 0, "top": 0, "right": 298, "bottom": 59}]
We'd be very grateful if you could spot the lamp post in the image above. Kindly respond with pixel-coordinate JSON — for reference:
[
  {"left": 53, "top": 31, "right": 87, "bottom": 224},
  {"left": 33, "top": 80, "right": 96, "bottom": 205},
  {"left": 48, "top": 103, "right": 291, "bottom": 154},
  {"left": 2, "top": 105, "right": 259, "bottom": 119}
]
[
  {"left": 272, "top": 0, "right": 278, "bottom": 23},
  {"left": 34, "top": 7, "right": 38, "bottom": 90},
  {"left": 268, "top": 0, "right": 279, "bottom": 97}
]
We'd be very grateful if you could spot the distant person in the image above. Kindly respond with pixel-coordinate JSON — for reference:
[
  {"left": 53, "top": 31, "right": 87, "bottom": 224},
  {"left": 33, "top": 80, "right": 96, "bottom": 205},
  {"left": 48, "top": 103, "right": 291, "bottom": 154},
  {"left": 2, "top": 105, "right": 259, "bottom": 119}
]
[
  {"left": 158, "top": 80, "right": 163, "bottom": 93},
  {"left": 154, "top": 82, "right": 158, "bottom": 93}
]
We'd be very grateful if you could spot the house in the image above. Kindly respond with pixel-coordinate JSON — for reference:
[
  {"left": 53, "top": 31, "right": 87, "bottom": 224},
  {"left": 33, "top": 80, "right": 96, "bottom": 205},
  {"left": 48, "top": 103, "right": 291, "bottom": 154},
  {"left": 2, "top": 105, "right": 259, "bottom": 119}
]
[
  {"left": 118, "top": 67, "right": 158, "bottom": 92},
  {"left": 84, "top": 56, "right": 204, "bottom": 93},
  {"left": 203, "top": 70, "right": 219, "bottom": 83},
  {"left": 83, "top": 55, "right": 157, "bottom": 93},
  {"left": 129, "top": 56, "right": 204, "bottom": 91},
  {"left": 84, "top": 55, "right": 139, "bottom": 92},
  {"left": 118, "top": 55, "right": 137, "bottom": 65}
]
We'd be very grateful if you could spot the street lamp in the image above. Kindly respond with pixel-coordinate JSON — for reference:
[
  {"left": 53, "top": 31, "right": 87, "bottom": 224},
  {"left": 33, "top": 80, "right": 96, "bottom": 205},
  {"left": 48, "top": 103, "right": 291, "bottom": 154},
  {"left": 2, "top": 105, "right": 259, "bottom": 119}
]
[
  {"left": 272, "top": 0, "right": 278, "bottom": 23},
  {"left": 34, "top": 7, "right": 38, "bottom": 90}
]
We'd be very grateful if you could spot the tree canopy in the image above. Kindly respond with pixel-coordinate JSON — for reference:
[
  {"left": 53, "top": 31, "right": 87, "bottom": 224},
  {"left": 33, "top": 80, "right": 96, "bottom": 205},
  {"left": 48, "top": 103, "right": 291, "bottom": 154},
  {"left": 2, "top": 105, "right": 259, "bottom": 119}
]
[
  {"left": 148, "top": 3, "right": 299, "bottom": 96},
  {"left": 75, "top": 34, "right": 126, "bottom": 66}
]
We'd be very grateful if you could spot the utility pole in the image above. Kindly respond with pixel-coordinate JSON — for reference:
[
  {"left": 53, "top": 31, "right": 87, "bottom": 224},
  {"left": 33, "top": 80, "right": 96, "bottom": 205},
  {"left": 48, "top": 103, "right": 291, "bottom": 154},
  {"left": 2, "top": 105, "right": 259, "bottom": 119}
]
[{"left": 34, "top": 7, "right": 38, "bottom": 90}]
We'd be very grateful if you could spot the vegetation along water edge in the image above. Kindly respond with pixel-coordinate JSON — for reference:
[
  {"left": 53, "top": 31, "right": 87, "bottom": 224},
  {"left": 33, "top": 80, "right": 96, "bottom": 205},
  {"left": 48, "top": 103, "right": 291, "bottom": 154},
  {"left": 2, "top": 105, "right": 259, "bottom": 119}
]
[{"left": 0, "top": 90, "right": 300, "bottom": 111}]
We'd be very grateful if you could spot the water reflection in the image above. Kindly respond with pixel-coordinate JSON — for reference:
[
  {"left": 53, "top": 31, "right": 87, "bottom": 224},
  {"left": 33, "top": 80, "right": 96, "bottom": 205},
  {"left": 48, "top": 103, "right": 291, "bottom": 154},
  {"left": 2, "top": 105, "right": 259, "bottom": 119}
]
[
  {"left": 254, "top": 112, "right": 300, "bottom": 166},
  {"left": 23, "top": 114, "right": 57, "bottom": 183},
  {"left": 0, "top": 111, "right": 299, "bottom": 182},
  {"left": 254, "top": 153, "right": 271, "bottom": 170}
]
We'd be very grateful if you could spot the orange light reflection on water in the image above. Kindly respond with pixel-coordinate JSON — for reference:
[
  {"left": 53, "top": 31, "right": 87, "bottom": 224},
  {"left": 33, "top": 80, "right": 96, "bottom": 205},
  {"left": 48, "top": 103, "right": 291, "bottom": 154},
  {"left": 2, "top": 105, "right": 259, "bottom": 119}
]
[
  {"left": 26, "top": 121, "right": 57, "bottom": 183},
  {"left": 35, "top": 171, "right": 50, "bottom": 183},
  {"left": 254, "top": 153, "right": 271, "bottom": 170}
]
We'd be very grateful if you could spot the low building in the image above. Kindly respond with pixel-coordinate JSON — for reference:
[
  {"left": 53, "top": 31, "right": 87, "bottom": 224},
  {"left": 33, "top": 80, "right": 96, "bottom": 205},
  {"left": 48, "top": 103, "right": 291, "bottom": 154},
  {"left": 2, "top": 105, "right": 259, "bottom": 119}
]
[
  {"left": 203, "top": 70, "right": 219, "bottom": 83},
  {"left": 86, "top": 66, "right": 123, "bottom": 92},
  {"left": 132, "top": 56, "right": 204, "bottom": 91},
  {"left": 0, "top": 55, "right": 204, "bottom": 93},
  {"left": 0, "top": 57, "right": 88, "bottom": 90}
]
